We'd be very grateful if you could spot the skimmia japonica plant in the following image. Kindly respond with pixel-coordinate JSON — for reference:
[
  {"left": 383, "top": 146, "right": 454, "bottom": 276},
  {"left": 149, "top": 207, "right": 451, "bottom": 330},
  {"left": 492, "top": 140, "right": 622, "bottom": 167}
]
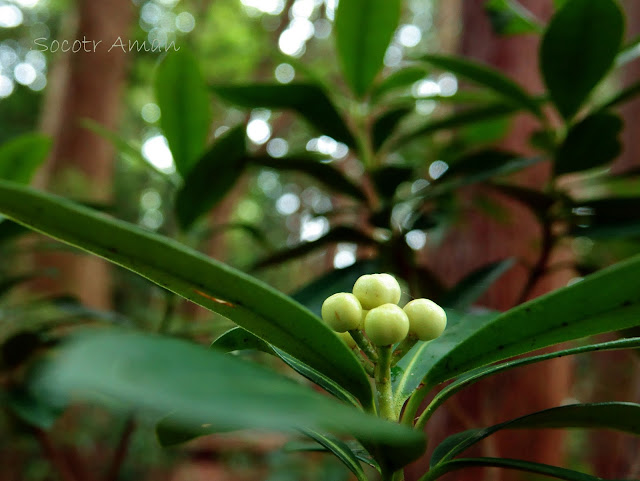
[{"left": 2, "top": 0, "right": 640, "bottom": 480}]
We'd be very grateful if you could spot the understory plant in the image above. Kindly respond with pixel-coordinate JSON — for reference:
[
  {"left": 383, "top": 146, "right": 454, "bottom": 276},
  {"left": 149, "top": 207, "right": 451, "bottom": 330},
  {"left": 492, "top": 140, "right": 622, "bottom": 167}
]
[{"left": 2, "top": 0, "right": 640, "bottom": 480}]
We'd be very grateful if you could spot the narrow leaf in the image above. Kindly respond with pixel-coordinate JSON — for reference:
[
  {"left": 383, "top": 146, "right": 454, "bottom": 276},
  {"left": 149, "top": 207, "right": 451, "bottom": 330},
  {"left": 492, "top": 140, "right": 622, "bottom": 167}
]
[
  {"left": 555, "top": 112, "right": 622, "bottom": 175},
  {"left": 426, "top": 253, "right": 640, "bottom": 387},
  {"left": 0, "top": 134, "right": 51, "bottom": 184},
  {"left": 303, "top": 429, "right": 368, "bottom": 481},
  {"left": 30, "top": 330, "right": 423, "bottom": 452},
  {"left": 0, "top": 181, "right": 373, "bottom": 408},
  {"left": 570, "top": 196, "right": 640, "bottom": 239},
  {"left": 212, "top": 84, "right": 356, "bottom": 147},
  {"left": 423, "top": 337, "right": 640, "bottom": 426},
  {"left": 335, "top": 0, "right": 402, "bottom": 97},
  {"left": 431, "top": 402, "right": 640, "bottom": 466},
  {"left": 420, "top": 55, "right": 541, "bottom": 116},
  {"left": 284, "top": 439, "right": 379, "bottom": 469},
  {"left": 541, "top": 0, "right": 624, "bottom": 119},
  {"left": 372, "top": 107, "right": 412, "bottom": 151},
  {"left": 424, "top": 457, "right": 602, "bottom": 481},
  {"left": 393, "top": 103, "right": 519, "bottom": 149},
  {"left": 249, "top": 154, "right": 366, "bottom": 201},
  {"left": 371, "top": 67, "right": 428, "bottom": 102},
  {"left": 441, "top": 259, "right": 515, "bottom": 310},
  {"left": 155, "top": 50, "right": 212, "bottom": 176},
  {"left": 252, "top": 226, "right": 376, "bottom": 271},
  {"left": 175, "top": 126, "right": 247, "bottom": 230}
]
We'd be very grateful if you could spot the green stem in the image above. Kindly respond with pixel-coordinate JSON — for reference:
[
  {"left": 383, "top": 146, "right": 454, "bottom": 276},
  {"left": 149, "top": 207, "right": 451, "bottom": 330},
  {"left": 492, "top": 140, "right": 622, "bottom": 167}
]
[
  {"left": 375, "top": 346, "right": 395, "bottom": 421},
  {"left": 391, "top": 337, "right": 418, "bottom": 367},
  {"left": 349, "top": 329, "right": 378, "bottom": 362},
  {"left": 401, "top": 383, "right": 430, "bottom": 427},
  {"left": 157, "top": 293, "right": 177, "bottom": 333}
]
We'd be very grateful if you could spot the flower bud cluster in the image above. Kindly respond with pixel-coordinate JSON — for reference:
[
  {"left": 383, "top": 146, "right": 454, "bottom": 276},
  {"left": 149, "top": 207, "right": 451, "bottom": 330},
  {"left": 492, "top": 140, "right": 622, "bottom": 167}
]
[{"left": 321, "top": 273, "right": 447, "bottom": 347}]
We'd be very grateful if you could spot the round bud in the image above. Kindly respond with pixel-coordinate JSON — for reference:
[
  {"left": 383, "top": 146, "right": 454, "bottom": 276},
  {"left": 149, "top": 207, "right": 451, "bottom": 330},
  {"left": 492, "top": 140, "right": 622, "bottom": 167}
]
[
  {"left": 353, "top": 274, "right": 402, "bottom": 310},
  {"left": 403, "top": 299, "right": 447, "bottom": 341},
  {"left": 364, "top": 304, "right": 410, "bottom": 346},
  {"left": 336, "top": 331, "right": 356, "bottom": 349},
  {"left": 321, "top": 293, "right": 362, "bottom": 332}
]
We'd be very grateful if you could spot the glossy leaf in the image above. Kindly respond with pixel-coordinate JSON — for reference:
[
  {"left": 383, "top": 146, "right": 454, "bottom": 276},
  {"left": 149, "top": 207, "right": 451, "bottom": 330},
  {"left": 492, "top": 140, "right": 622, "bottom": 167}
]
[
  {"left": 0, "top": 219, "right": 28, "bottom": 244},
  {"left": 0, "top": 134, "right": 51, "bottom": 184},
  {"left": 0, "top": 180, "right": 373, "bottom": 407},
  {"left": 371, "top": 67, "right": 428, "bottom": 101},
  {"left": 175, "top": 126, "right": 247, "bottom": 230},
  {"left": 393, "top": 103, "right": 519, "bottom": 148},
  {"left": 335, "top": 0, "right": 402, "bottom": 97},
  {"left": 5, "top": 387, "right": 63, "bottom": 429},
  {"left": 555, "top": 112, "right": 622, "bottom": 175},
  {"left": 371, "top": 165, "right": 414, "bottom": 200},
  {"left": 212, "top": 327, "right": 358, "bottom": 406},
  {"left": 422, "top": 337, "right": 640, "bottom": 426},
  {"left": 422, "top": 457, "right": 601, "bottom": 481},
  {"left": 425, "top": 253, "right": 640, "bottom": 387},
  {"left": 252, "top": 226, "right": 376, "bottom": 271},
  {"left": 155, "top": 50, "right": 212, "bottom": 176},
  {"left": 31, "top": 330, "right": 423, "bottom": 452},
  {"left": 489, "top": 182, "right": 557, "bottom": 218},
  {"left": 443, "top": 149, "right": 518, "bottom": 179},
  {"left": 212, "top": 84, "right": 356, "bottom": 147},
  {"left": 485, "top": 0, "right": 543, "bottom": 36},
  {"left": 420, "top": 55, "right": 541, "bottom": 116},
  {"left": 570, "top": 196, "right": 640, "bottom": 239},
  {"left": 303, "top": 429, "right": 368, "bottom": 481},
  {"left": 616, "top": 34, "right": 640, "bottom": 67},
  {"left": 372, "top": 107, "right": 412, "bottom": 151},
  {"left": 392, "top": 311, "right": 499, "bottom": 411},
  {"left": 283, "top": 439, "right": 379, "bottom": 469},
  {"left": 540, "top": 0, "right": 624, "bottom": 120},
  {"left": 249, "top": 154, "right": 366, "bottom": 201},
  {"left": 441, "top": 258, "right": 515, "bottom": 310},
  {"left": 431, "top": 402, "right": 640, "bottom": 466}
]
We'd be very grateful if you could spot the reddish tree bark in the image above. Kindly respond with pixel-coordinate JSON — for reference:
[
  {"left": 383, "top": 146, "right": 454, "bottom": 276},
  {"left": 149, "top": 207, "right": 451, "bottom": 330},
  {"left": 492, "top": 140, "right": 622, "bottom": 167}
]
[
  {"left": 34, "top": 0, "right": 134, "bottom": 309},
  {"left": 408, "top": 2, "right": 574, "bottom": 480}
]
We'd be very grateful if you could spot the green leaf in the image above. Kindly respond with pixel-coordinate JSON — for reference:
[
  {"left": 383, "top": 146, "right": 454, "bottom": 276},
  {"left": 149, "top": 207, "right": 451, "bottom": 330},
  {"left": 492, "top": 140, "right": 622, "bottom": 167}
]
[
  {"left": 555, "top": 112, "right": 622, "bottom": 175},
  {"left": 0, "top": 219, "right": 28, "bottom": 244},
  {"left": 5, "top": 387, "right": 64, "bottom": 429},
  {"left": 420, "top": 55, "right": 541, "bottom": 117},
  {"left": 283, "top": 439, "right": 379, "bottom": 470},
  {"left": 423, "top": 457, "right": 602, "bottom": 481},
  {"left": 212, "top": 327, "right": 359, "bottom": 407},
  {"left": 422, "top": 337, "right": 640, "bottom": 426},
  {"left": 441, "top": 259, "right": 515, "bottom": 310},
  {"left": 0, "top": 134, "right": 51, "bottom": 184},
  {"left": 175, "top": 126, "right": 247, "bottom": 230},
  {"left": 425, "top": 253, "right": 640, "bottom": 387},
  {"left": 392, "top": 311, "right": 499, "bottom": 411},
  {"left": 484, "top": 0, "right": 543, "bottom": 36},
  {"left": 570, "top": 196, "right": 640, "bottom": 239},
  {"left": 212, "top": 84, "right": 356, "bottom": 147},
  {"left": 252, "top": 226, "right": 376, "bottom": 271},
  {"left": 371, "top": 67, "right": 428, "bottom": 102},
  {"left": 615, "top": 34, "right": 640, "bottom": 67},
  {"left": 334, "top": 0, "right": 402, "bottom": 97},
  {"left": 540, "top": 0, "right": 624, "bottom": 120},
  {"left": 598, "top": 79, "right": 640, "bottom": 110},
  {"left": 302, "top": 429, "right": 368, "bottom": 481},
  {"left": 292, "top": 260, "right": 381, "bottom": 317},
  {"left": 31, "top": 330, "right": 424, "bottom": 455},
  {"left": 431, "top": 402, "right": 640, "bottom": 466},
  {"left": 155, "top": 50, "right": 212, "bottom": 176},
  {"left": 249, "top": 154, "right": 366, "bottom": 201},
  {"left": 372, "top": 107, "right": 412, "bottom": 151},
  {"left": 0, "top": 180, "right": 373, "bottom": 408},
  {"left": 393, "top": 103, "right": 519, "bottom": 149},
  {"left": 443, "top": 149, "right": 518, "bottom": 178}
]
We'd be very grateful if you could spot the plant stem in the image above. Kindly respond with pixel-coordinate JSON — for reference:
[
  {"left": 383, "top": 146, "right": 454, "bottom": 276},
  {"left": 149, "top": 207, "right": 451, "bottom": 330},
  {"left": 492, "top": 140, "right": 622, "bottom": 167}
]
[
  {"left": 391, "top": 338, "right": 418, "bottom": 366},
  {"left": 349, "top": 329, "right": 378, "bottom": 362},
  {"left": 106, "top": 416, "right": 136, "bottom": 481},
  {"left": 33, "top": 427, "right": 77, "bottom": 481},
  {"left": 400, "top": 383, "right": 429, "bottom": 427},
  {"left": 517, "top": 218, "right": 554, "bottom": 305},
  {"left": 375, "top": 346, "right": 395, "bottom": 421}
]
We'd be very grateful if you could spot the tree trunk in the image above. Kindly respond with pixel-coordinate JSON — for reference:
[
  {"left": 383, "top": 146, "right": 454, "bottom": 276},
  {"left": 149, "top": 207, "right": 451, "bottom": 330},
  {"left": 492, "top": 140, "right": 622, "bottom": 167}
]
[
  {"left": 408, "top": 2, "right": 574, "bottom": 480},
  {"left": 33, "top": 0, "right": 134, "bottom": 309}
]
